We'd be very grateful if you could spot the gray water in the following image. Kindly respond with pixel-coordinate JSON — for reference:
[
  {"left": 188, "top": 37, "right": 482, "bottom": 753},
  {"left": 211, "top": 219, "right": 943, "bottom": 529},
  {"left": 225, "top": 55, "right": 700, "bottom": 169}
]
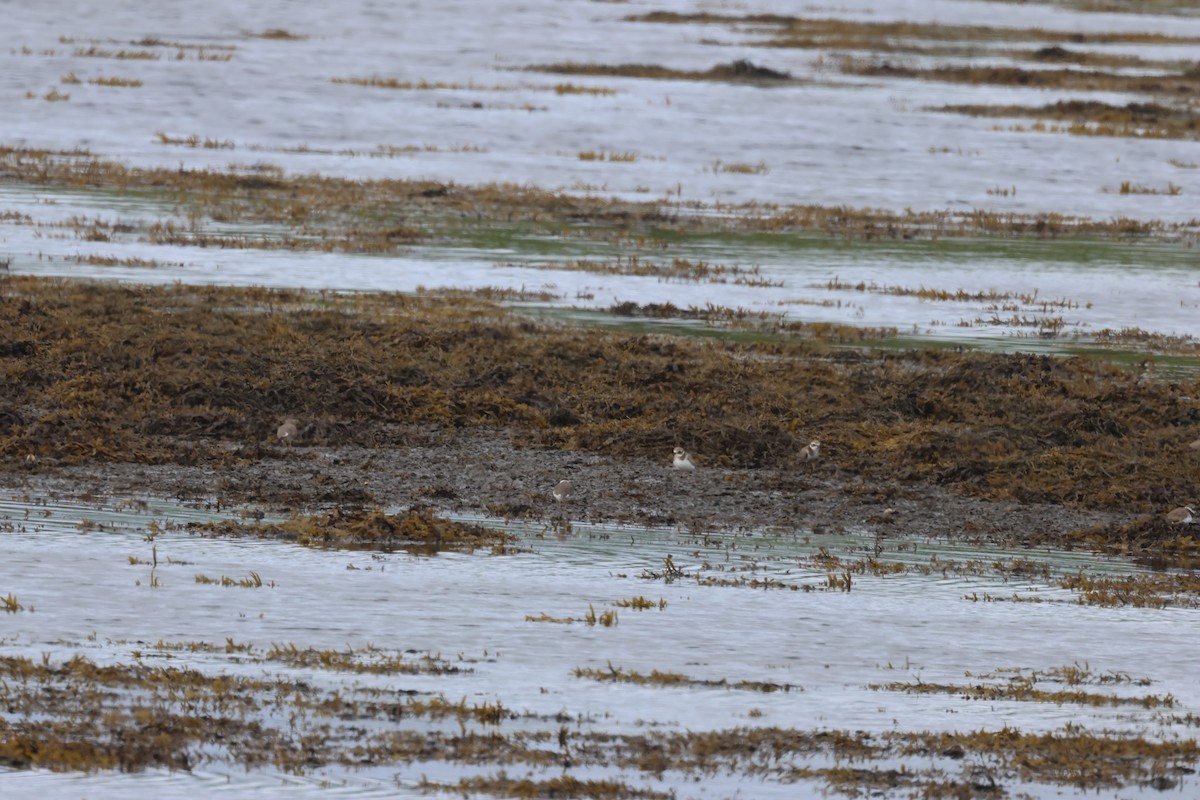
[
  {"left": 1, "top": 491, "right": 1197, "bottom": 798},
  {"left": 2, "top": 0, "right": 1200, "bottom": 347}
]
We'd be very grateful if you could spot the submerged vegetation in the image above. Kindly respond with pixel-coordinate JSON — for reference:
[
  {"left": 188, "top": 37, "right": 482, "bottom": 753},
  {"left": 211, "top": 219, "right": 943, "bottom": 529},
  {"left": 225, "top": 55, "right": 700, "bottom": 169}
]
[
  {"left": 625, "top": 11, "right": 1200, "bottom": 141},
  {"left": 937, "top": 99, "right": 1200, "bottom": 142},
  {"left": 1, "top": 146, "right": 1197, "bottom": 266},
  {"left": 0, "top": 649, "right": 1193, "bottom": 794},
  {"left": 516, "top": 256, "right": 781, "bottom": 286},
  {"left": 574, "top": 663, "right": 795, "bottom": 692},
  {"left": 874, "top": 666, "right": 1177, "bottom": 708},
  {"left": 332, "top": 75, "right": 618, "bottom": 95},
  {"left": 626, "top": 11, "right": 1200, "bottom": 50}
]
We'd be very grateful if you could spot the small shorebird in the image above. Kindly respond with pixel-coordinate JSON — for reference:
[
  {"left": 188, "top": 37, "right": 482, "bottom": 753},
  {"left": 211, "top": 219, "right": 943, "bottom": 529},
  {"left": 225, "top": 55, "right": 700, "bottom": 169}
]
[
  {"left": 276, "top": 417, "right": 300, "bottom": 446},
  {"left": 1166, "top": 505, "right": 1195, "bottom": 525},
  {"left": 672, "top": 447, "right": 696, "bottom": 471},
  {"left": 552, "top": 479, "right": 573, "bottom": 504},
  {"left": 799, "top": 439, "right": 821, "bottom": 462}
]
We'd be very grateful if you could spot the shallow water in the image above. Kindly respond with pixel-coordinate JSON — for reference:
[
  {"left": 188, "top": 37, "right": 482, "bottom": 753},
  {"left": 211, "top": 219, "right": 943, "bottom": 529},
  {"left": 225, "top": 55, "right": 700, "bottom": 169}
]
[
  {"left": 3, "top": 1, "right": 1200, "bottom": 794},
  {"left": 2, "top": 0, "right": 1200, "bottom": 350},
  {"left": 1, "top": 490, "right": 1197, "bottom": 797}
]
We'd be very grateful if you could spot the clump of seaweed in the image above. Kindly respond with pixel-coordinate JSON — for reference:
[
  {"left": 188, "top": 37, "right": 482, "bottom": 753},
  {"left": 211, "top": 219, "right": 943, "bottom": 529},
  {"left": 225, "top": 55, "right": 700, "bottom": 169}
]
[
  {"left": 1068, "top": 513, "right": 1200, "bottom": 567},
  {"left": 519, "top": 255, "right": 779, "bottom": 286},
  {"left": 574, "top": 662, "right": 795, "bottom": 692},
  {"left": 1, "top": 145, "right": 1195, "bottom": 242},
  {"left": 2, "top": 278, "right": 1200, "bottom": 552},
  {"left": 1057, "top": 571, "right": 1200, "bottom": 608},
  {"left": 710, "top": 159, "right": 770, "bottom": 175},
  {"left": 252, "top": 29, "right": 306, "bottom": 40},
  {"left": 523, "top": 59, "right": 794, "bottom": 85},
  {"left": 332, "top": 76, "right": 617, "bottom": 96},
  {"left": 193, "top": 571, "right": 272, "bottom": 588},
  {"left": 611, "top": 595, "right": 666, "bottom": 610},
  {"left": 872, "top": 664, "right": 1176, "bottom": 707},
  {"left": 936, "top": 100, "right": 1200, "bottom": 142},
  {"left": 986, "top": 0, "right": 1200, "bottom": 16},
  {"left": 192, "top": 507, "right": 517, "bottom": 554},
  {"left": 154, "top": 131, "right": 235, "bottom": 149},
  {"left": 526, "top": 604, "right": 619, "bottom": 626},
  {"left": 332, "top": 76, "right": 518, "bottom": 91},
  {"left": 577, "top": 150, "right": 638, "bottom": 162},
  {"left": 72, "top": 46, "right": 159, "bottom": 60},
  {"left": 424, "top": 775, "right": 671, "bottom": 800},
  {"left": 265, "top": 642, "right": 462, "bottom": 674},
  {"left": 843, "top": 58, "right": 1200, "bottom": 97},
  {"left": 627, "top": 11, "right": 1200, "bottom": 50},
  {"left": 1113, "top": 180, "right": 1182, "bottom": 196},
  {"left": 90, "top": 76, "right": 143, "bottom": 88}
]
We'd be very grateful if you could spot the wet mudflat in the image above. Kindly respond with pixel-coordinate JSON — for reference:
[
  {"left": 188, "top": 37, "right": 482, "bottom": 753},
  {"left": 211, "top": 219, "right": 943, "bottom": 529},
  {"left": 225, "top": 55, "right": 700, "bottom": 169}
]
[
  {"left": 2, "top": 278, "right": 1200, "bottom": 798},
  {"left": 4, "top": 0, "right": 1200, "bottom": 796}
]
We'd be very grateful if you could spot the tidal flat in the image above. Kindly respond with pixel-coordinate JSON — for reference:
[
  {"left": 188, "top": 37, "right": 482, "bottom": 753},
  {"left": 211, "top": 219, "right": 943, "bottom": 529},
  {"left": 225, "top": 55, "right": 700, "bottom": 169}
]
[
  {"left": 3, "top": 279, "right": 1200, "bottom": 799},
  {"left": 3, "top": 0, "right": 1200, "bottom": 797}
]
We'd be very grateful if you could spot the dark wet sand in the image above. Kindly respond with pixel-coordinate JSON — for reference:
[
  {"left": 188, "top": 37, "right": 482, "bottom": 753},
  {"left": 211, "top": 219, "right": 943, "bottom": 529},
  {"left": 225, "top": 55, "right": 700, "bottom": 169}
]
[{"left": 4, "top": 425, "right": 1125, "bottom": 545}]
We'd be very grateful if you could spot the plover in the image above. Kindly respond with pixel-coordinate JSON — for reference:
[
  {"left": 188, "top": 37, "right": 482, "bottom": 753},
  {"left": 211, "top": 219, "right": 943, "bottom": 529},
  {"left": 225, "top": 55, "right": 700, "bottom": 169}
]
[
  {"left": 799, "top": 439, "right": 821, "bottom": 462},
  {"left": 1165, "top": 505, "right": 1195, "bottom": 525},
  {"left": 276, "top": 417, "right": 300, "bottom": 445},
  {"left": 552, "top": 479, "right": 573, "bottom": 504},
  {"left": 672, "top": 447, "right": 696, "bottom": 471}
]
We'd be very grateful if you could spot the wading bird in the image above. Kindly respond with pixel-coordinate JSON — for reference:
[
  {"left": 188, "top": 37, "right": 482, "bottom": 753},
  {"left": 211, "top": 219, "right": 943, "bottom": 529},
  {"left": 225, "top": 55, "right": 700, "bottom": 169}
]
[
  {"left": 672, "top": 447, "right": 696, "bottom": 471},
  {"left": 1166, "top": 505, "right": 1195, "bottom": 525},
  {"left": 276, "top": 418, "right": 300, "bottom": 446}
]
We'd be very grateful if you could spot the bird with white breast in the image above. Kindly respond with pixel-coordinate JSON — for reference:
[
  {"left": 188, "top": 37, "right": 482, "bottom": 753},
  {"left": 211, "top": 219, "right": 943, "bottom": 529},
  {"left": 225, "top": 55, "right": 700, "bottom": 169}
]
[
  {"left": 672, "top": 447, "right": 696, "bottom": 471},
  {"left": 277, "top": 418, "right": 300, "bottom": 446},
  {"left": 1166, "top": 505, "right": 1195, "bottom": 525}
]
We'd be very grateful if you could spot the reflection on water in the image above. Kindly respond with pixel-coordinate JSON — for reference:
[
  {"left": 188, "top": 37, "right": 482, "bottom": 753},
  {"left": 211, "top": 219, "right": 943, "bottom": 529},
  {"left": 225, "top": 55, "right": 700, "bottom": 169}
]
[{"left": 1, "top": 490, "right": 1197, "bottom": 798}]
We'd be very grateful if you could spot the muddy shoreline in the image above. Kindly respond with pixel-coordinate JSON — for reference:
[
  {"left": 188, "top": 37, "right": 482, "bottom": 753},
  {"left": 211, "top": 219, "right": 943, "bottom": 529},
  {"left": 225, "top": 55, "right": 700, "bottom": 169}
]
[
  {"left": 1, "top": 278, "right": 1189, "bottom": 557},
  {"left": 3, "top": 425, "right": 1126, "bottom": 547}
]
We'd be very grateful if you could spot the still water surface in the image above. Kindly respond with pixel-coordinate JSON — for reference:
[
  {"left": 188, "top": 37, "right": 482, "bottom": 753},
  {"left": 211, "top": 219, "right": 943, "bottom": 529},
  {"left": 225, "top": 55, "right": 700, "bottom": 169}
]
[
  {"left": 1, "top": 491, "right": 1196, "bottom": 797},
  {"left": 2, "top": 0, "right": 1200, "bottom": 347}
]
